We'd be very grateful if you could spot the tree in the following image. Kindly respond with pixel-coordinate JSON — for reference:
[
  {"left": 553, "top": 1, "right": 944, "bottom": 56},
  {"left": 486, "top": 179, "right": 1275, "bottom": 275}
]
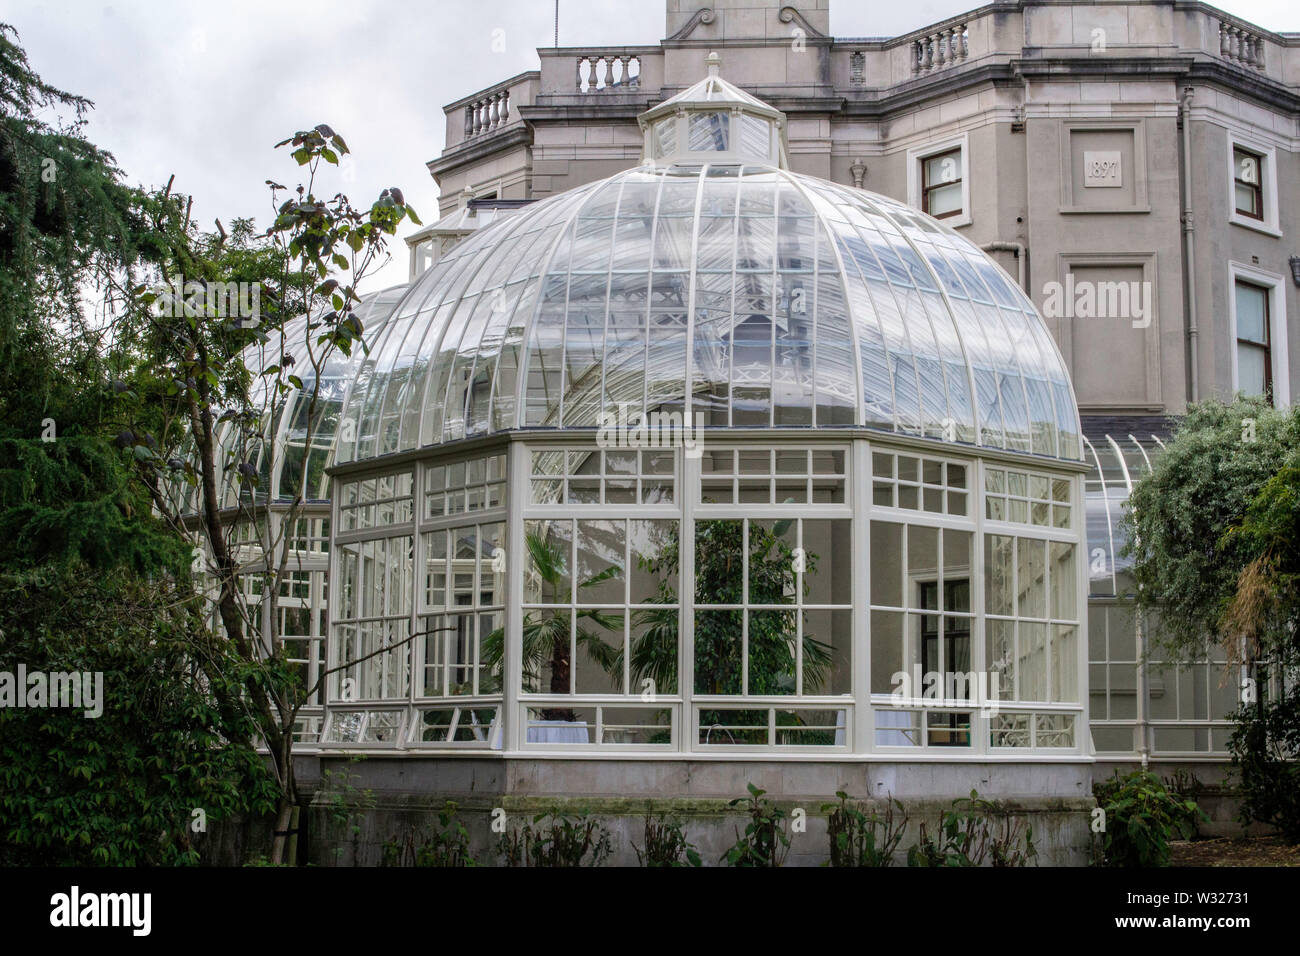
[
  {"left": 0, "top": 23, "right": 276, "bottom": 863},
  {"left": 1123, "top": 397, "right": 1299, "bottom": 663},
  {"left": 1123, "top": 397, "right": 1300, "bottom": 841},
  {"left": 108, "top": 126, "right": 421, "bottom": 865}
]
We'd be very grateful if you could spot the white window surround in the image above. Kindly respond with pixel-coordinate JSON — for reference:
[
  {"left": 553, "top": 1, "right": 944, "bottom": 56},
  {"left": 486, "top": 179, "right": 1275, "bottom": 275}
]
[
  {"left": 1227, "top": 261, "right": 1290, "bottom": 408},
  {"left": 1227, "top": 131, "right": 1283, "bottom": 238},
  {"left": 907, "top": 133, "right": 971, "bottom": 229}
]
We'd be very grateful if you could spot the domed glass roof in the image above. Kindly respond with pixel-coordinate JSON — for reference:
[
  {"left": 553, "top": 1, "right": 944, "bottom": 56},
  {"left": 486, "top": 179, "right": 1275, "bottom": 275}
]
[
  {"left": 334, "top": 161, "right": 1080, "bottom": 463},
  {"left": 334, "top": 59, "right": 1079, "bottom": 465}
]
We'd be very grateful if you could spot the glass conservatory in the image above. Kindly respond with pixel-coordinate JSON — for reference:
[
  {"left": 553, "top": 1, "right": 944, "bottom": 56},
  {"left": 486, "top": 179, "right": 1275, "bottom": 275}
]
[
  {"left": 315, "top": 60, "right": 1095, "bottom": 762},
  {"left": 1084, "top": 430, "right": 1241, "bottom": 763}
]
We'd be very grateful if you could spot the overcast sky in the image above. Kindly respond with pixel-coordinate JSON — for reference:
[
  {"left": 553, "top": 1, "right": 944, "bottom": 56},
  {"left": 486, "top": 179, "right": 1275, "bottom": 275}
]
[{"left": 8, "top": 0, "right": 1297, "bottom": 292}]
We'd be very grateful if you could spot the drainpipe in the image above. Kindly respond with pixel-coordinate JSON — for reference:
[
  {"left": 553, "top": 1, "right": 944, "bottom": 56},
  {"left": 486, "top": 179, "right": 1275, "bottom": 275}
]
[
  {"left": 981, "top": 241, "right": 1027, "bottom": 291},
  {"left": 1180, "top": 86, "right": 1200, "bottom": 403},
  {"left": 1136, "top": 609, "right": 1150, "bottom": 770}
]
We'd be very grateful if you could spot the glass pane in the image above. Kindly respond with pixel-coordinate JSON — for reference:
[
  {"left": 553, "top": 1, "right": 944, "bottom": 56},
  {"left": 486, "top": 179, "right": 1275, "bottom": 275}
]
[
  {"left": 738, "top": 114, "right": 771, "bottom": 160},
  {"left": 688, "top": 112, "right": 729, "bottom": 152},
  {"left": 576, "top": 520, "right": 625, "bottom": 606},
  {"left": 1017, "top": 538, "right": 1046, "bottom": 619},
  {"left": 1050, "top": 541, "right": 1076, "bottom": 620},
  {"left": 748, "top": 609, "right": 797, "bottom": 695},
  {"left": 695, "top": 520, "right": 744, "bottom": 605},
  {"left": 924, "top": 151, "right": 961, "bottom": 186},
  {"left": 749, "top": 519, "right": 798, "bottom": 606},
  {"left": 802, "top": 520, "right": 852, "bottom": 606},
  {"left": 695, "top": 609, "right": 743, "bottom": 694},
  {"left": 870, "top": 522, "right": 904, "bottom": 607},
  {"left": 525, "top": 519, "right": 571, "bottom": 604},
  {"left": 655, "top": 117, "right": 677, "bottom": 158},
  {"left": 870, "top": 610, "right": 905, "bottom": 695},
  {"left": 906, "top": 526, "right": 938, "bottom": 609},
  {"left": 1237, "top": 344, "right": 1267, "bottom": 397},
  {"left": 926, "top": 182, "right": 963, "bottom": 217},
  {"left": 1235, "top": 282, "right": 1268, "bottom": 343}
]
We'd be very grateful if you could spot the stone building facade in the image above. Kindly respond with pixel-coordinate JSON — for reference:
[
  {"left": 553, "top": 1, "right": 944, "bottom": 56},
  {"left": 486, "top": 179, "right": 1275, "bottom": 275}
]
[{"left": 417, "top": 0, "right": 1299, "bottom": 421}]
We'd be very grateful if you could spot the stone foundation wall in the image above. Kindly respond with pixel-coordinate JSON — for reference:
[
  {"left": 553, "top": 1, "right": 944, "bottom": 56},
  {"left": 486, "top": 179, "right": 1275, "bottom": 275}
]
[{"left": 303, "top": 756, "right": 1096, "bottom": 866}]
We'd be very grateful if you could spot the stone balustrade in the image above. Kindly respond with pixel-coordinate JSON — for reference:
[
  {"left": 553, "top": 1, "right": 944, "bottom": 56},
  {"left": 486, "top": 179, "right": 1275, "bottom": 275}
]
[
  {"left": 1218, "top": 18, "right": 1266, "bottom": 71},
  {"left": 464, "top": 87, "right": 512, "bottom": 139},
  {"left": 576, "top": 53, "right": 641, "bottom": 93},
  {"left": 913, "top": 23, "right": 969, "bottom": 75}
]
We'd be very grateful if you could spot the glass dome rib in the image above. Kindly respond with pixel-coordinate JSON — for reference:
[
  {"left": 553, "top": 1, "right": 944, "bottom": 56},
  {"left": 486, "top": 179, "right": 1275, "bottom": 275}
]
[{"left": 333, "top": 162, "right": 1082, "bottom": 464}]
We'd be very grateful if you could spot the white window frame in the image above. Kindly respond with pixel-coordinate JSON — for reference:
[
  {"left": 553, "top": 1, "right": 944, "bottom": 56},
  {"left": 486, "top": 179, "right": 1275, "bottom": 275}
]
[
  {"left": 1227, "top": 132, "right": 1282, "bottom": 237},
  {"left": 907, "top": 133, "right": 971, "bottom": 229},
  {"left": 1227, "top": 261, "right": 1290, "bottom": 408}
]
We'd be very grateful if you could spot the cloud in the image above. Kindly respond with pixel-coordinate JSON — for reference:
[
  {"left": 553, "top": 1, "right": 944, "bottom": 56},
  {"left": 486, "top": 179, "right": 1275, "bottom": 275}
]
[{"left": 7, "top": 0, "right": 1295, "bottom": 292}]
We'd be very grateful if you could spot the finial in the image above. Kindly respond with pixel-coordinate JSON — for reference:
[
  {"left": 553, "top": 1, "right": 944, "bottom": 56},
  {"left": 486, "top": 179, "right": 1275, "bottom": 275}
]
[{"left": 706, "top": 51, "right": 721, "bottom": 77}]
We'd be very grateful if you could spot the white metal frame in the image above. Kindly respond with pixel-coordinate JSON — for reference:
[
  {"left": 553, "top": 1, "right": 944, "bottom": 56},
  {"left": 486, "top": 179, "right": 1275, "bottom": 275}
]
[{"left": 319, "top": 430, "right": 1091, "bottom": 759}]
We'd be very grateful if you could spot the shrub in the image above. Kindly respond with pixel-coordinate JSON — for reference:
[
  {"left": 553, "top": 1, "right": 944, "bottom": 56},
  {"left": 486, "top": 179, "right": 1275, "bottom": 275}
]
[
  {"left": 905, "top": 791, "right": 1037, "bottom": 867},
  {"left": 722, "top": 783, "right": 790, "bottom": 867},
  {"left": 823, "top": 792, "right": 907, "bottom": 867},
  {"left": 1228, "top": 687, "right": 1300, "bottom": 844},
  {"left": 1093, "top": 770, "right": 1207, "bottom": 866},
  {"left": 633, "top": 813, "right": 702, "bottom": 867},
  {"left": 500, "top": 811, "right": 613, "bottom": 867},
  {"left": 381, "top": 801, "right": 478, "bottom": 867}
]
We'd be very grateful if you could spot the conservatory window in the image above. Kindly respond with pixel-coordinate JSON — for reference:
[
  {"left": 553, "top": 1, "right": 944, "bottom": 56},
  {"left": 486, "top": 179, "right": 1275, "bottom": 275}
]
[
  {"left": 338, "top": 473, "right": 414, "bottom": 531},
  {"left": 872, "top": 451, "right": 968, "bottom": 516},
  {"left": 869, "top": 522, "right": 974, "bottom": 701},
  {"left": 983, "top": 534, "right": 1079, "bottom": 705},
  {"left": 331, "top": 535, "right": 414, "bottom": 704},
  {"left": 286, "top": 515, "right": 331, "bottom": 554},
  {"left": 985, "top": 467, "right": 1072, "bottom": 528},
  {"left": 688, "top": 111, "right": 730, "bottom": 152},
  {"left": 522, "top": 517, "right": 680, "bottom": 697},
  {"left": 699, "top": 447, "right": 846, "bottom": 505},
  {"left": 653, "top": 116, "right": 678, "bottom": 159},
  {"left": 692, "top": 516, "right": 852, "bottom": 706},
  {"left": 419, "top": 521, "right": 505, "bottom": 698},
  {"left": 738, "top": 114, "right": 773, "bottom": 162},
  {"left": 530, "top": 448, "right": 675, "bottom": 506},
  {"left": 425, "top": 453, "right": 506, "bottom": 518}
]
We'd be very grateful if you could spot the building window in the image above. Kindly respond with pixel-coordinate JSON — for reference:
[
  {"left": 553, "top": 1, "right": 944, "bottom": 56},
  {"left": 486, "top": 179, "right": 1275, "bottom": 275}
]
[
  {"left": 1228, "top": 135, "right": 1281, "bottom": 237},
  {"left": 1235, "top": 280, "right": 1272, "bottom": 402},
  {"left": 908, "top": 137, "right": 970, "bottom": 228},
  {"left": 1233, "top": 146, "right": 1264, "bottom": 221},
  {"left": 922, "top": 148, "right": 963, "bottom": 219}
]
